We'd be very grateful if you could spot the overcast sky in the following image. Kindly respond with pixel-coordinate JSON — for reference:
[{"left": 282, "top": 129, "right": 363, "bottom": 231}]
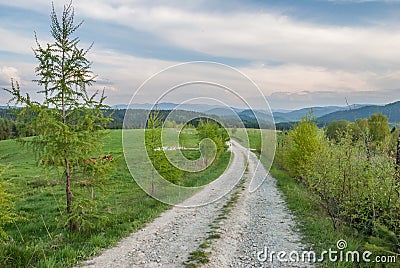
[{"left": 1, "top": 0, "right": 400, "bottom": 110}]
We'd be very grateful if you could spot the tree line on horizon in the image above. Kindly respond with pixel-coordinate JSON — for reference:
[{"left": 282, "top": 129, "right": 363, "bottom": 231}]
[{"left": 0, "top": 107, "right": 265, "bottom": 140}]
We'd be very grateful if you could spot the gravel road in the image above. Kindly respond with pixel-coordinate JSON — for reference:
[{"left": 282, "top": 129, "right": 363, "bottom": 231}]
[
  {"left": 204, "top": 146, "right": 313, "bottom": 267},
  {"left": 79, "top": 140, "right": 311, "bottom": 267}
]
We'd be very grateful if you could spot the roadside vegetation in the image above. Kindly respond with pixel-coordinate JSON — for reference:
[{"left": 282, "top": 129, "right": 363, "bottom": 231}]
[
  {"left": 241, "top": 113, "right": 399, "bottom": 267},
  {"left": 5, "top": 2, "right": 112, "bottom": 232}
]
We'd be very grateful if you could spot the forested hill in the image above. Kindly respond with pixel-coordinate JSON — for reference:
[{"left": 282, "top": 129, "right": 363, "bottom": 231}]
[
  {"left": 105, "top": 109, "right": 214, "bottom": 129},
  {"left": 0, "top": 108, "right": 15, "bottom": 119},
  {"left": 2, "top": 100, "right": 400, "bottom": 134},
  {"left": 317, "top": 101, "right": 400, "bottom": 123}
]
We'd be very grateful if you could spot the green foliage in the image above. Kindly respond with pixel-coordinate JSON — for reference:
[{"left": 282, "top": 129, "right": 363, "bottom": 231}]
[
  {"left": 368, "top": 112, "right": 390, "bottom": 143},
  {"left": 345, "top": 114, "right": 390, "bottom": 145},
  {"left": 328, "top": 114, "right": 391, "bottom": 159},
  {"left": 0, "top": 114, "right": 33, "bottom": 140},
  {"left": 0, "top": 130, "right": 170, "bottom": 267},
  {"left": 144, "top": 116, "right": 232, "bottom": 188},
  {"left": 246, "top": 129, "right": 262, "bottom": 153},
  {"left": 307, "top": 135, "right": 399, "bottom": 233},
  {"left": 283, "top": 115, "right": 324, "bottom": 179},
  {"left": 276, "top": 114, "right": 400, "bottom": 259},
  {"left": 0, "top": 118, "right": 15, "bottom": 140},
  {"left": 325, "top": 120, "right": 350, "bottom": 142},
  {"left": 0, "top": 129, "right": 231, "bottom": 266},
  {"left": 197, "top": 119, "right": 229, "bottom": 159},
  {"left": 382, "top": 127, "right": 400, "bottom": 157},
  {"left": 145, "top": 110, "right": 183, "bottom": 186},
  {"left": 179, "top": 152, "right": 231, "bottom": 187},
  {"left": 269, "top": 166, "right": 369, "bottom": 268},
  {"left": 349, "top": 118, "right": 369, "bottom": 142},
  {"left": 4, "top": 2, "right": 111, "bottom": 230}
]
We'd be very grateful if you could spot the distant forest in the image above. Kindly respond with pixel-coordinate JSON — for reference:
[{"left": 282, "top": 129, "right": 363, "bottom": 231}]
[
  {"left": 3, "top": 100, "right": 399, "bottom": 140},
  {"left": 0, "top": 108, "right": 263, "bottom": 140}
]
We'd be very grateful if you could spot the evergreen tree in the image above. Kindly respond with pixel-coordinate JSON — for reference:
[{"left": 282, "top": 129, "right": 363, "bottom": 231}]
[{"left": 5, "top": 2, "right": 110, "bottom": 230}]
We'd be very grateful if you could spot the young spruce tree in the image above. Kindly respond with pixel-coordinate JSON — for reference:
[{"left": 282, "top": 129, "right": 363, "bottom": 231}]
[{"left": 5, "top": 2, "right": 110, "bottom": 230}]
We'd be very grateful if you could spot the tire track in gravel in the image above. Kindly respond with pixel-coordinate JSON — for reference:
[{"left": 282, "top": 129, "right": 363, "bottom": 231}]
[{"left": 204, "top": 145, "right": 313, "bottom": 268}]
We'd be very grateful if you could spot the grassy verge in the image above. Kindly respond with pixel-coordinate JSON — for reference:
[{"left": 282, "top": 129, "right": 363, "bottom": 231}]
[
  {"left": 231, "top": 128, "right": 260, "bottom": 150},
  {"left": 0, "top": 129, "right": 231, "bottom": 267},
  {"left": 269, "top": 166, "right": 367, "bottom": 267}
]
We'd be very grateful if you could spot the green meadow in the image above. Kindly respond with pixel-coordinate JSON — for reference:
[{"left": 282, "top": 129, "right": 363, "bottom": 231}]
[{"left": 0, "top": 128, "right": 230, "bottom": 267}]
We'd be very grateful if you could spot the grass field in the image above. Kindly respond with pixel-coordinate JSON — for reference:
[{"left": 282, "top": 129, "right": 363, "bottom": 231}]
[{"left": 0, "top": 128, "right": 230, "bottom": 267}]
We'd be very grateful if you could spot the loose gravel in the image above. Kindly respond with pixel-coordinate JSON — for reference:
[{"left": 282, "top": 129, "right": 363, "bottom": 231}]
[{"left": 205, "top": 147, "right": 313, "bottom": 267}]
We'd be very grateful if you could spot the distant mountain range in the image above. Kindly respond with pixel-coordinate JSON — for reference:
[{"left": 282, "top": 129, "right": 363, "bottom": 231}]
[
  {"left": 317, "top": 101, "right": 400, "bottom": 123},
  {"left": 113, "top": 102, "right": 374, "bottom": 124},
  {"left": 3, "top": 101, "right": 400, "bottom": 127},
  {"left": 272, "top": 104, "right": 368, "bottom": 123},
  {"left": 113, "top": 103, "right": 274, "bottom": 127},
  {"left": 112, "top": 103, "right": 233, "bottom": 113}
]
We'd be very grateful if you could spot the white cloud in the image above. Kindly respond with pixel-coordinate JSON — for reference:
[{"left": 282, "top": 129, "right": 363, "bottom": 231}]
[
  {"left": 2, "top": 0, "right": 400, "bottom": 109},
  {"left": 3, "top": 1, "right": 400, "bottom": 70},
  {"left": 68, "top": 1, "right": 400, "bottom": 71},
  {"left": 0, "top": 28, "right": 36, "bottom": 55},
  {"left": 0, "top": 66, "right": 20, "bottom": 83},
  {"left": 242, "top": 64, "right": 373, "bottom": 93},
  {"left": 2, "top": 45, "right": 400, "bottom": 109},
  {"left": 89, "top": 48, "right": 400, "bottom": 109}
]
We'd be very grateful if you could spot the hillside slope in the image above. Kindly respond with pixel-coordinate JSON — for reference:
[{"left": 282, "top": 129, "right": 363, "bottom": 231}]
[{"left": 317, "top": 101, "right": 400, "bottom": 123}]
